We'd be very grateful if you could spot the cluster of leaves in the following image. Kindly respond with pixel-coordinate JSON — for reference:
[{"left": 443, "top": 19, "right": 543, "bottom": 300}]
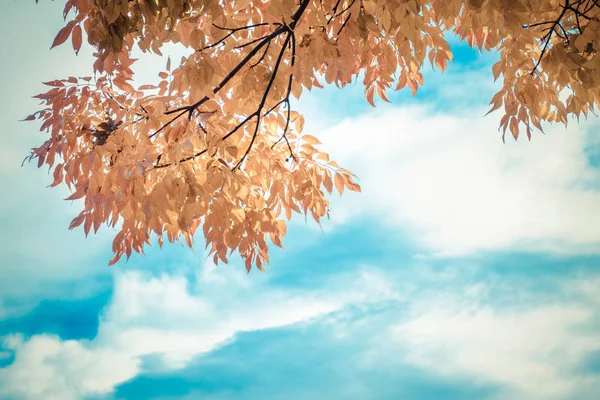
[{"left": 26, "top": 0, "right": 599, "bottom": 270}]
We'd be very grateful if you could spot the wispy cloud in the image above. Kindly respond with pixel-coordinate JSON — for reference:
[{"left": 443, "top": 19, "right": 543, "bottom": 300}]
[
  {"left": 311, "top": 103, "right": 600, "bottom": 256},
  {"left": 389, "top": 273, "right": 600, "bottom": 399},
  {"left": 0, "top": 263, "right": 395, "bottom": 400}
]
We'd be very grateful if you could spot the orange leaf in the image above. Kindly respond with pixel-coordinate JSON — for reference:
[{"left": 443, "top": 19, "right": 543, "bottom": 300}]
[
  {"left": 71, "top": 24, "right": 82, "bottom": 55},
  {"left": 69, "top": 212, "right": 85, "bottom": 230},
  {"left": 343, "top": 175, "right": 361, "bottom": 192},
  {"left": 509, "top": 117, "right": 519, "bottom": 140},
  {"left": 302, "top": 134, "right": 321, "bottom": 145},
  {"left": 20, "top": 114, "right": 36, "bottom": 122},
  {"left": 377, "top": 84, "right": 390, "bottom": 102},
  {"left": 295, "top": 115, "right": 305, "bottom": 133},
  {"left": 366, "top": 86, "right": 376, "bottom": 107},
  {"left": 396, "top": 69, "right": 408, "bottom": 90},
  {"left": 323, "top": 172, "right": 333, "bottom": 193},
  {"left": 51, "top": 21, "right": 75, "bottom": 49},
  {"left": 108, "top": 253, "right": 122, "bottom": 266},
  {"left": 334, "top": 173, "right": 345, "bottom": 195},
  {"left": 43, "top": 80, "right": 64, "bottom": 87}
]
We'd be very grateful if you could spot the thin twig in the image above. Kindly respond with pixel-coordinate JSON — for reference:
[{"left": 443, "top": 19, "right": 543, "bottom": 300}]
[
  {"left": 234, "top": 33, "right": 292, "bottom": 170},
  {"left": 531, "top": 0, "right": 571, "bottom": 74},
  {"left": 199, "top": 22, "right": 273, "bottom": 52},
  {"left": 337, "top": 13, "right": 351, "bottom": 37},
  {"left": 250, "top": 40, "right": 271, "bottom": 68},
  {"left": 271, "top": 33, "right": 297, "bottom": 161},
  {"left": 153, "top": 0, "right": 311, "bottom": 169}
]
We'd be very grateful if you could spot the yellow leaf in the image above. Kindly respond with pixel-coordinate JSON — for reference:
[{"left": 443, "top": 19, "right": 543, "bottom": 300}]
[
  {"left": 302, "top": 134, "right": 321, "bottom": 145},
  {"left": 295, "top": 115, "right": 305, "bottom": 133},
  {"left": 334, "top": 173, "right": 344, "bottom": 195},
  {"left": 343, "top": 175, "right": 361, "bottom": 192}
]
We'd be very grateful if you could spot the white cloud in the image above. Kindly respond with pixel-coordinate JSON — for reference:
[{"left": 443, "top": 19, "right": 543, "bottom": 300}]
[
  {"left": 314, "top": 105, "right": 600, "bottom": 256},
  {"left": 0, "top": 334, "right": 139, "bottom": 400},
  {"left": 389, "top": 276, "right": 600, "bottom": 400},
  {"left": 0, "top": 263, "right": 394, "bottom": 399},
  {"left": 96, "top": 268, "right": 341, "bottom": 369},
  {"left": 2, "top": 256, "right": 598, "bottom": 400}
]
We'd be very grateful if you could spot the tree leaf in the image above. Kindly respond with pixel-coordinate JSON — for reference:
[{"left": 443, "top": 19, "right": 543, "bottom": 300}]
[
  {"left": 334, "top": 173, "right": 344, "bottom": 195},
  {"left": 71, "top": 24, "right": 82, "bottom": 55},
  {"left": 302, "top": 134, "right": 321, "bottom": 145},
  {"left": 51, "top": 21, "right": 75, "bottom": 49},
  {"left": 25, "top": 0, "right": 600, "bottom": 272}
]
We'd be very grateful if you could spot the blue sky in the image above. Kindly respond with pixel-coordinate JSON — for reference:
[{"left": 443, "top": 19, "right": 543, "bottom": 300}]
[{"left": 1, "top": 1, "right": 600, "bottom": 400}]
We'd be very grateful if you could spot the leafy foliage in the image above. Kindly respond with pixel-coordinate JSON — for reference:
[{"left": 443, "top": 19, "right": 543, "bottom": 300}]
[{"left": 25, "top": 0, "right": 600, "bottom": 270}]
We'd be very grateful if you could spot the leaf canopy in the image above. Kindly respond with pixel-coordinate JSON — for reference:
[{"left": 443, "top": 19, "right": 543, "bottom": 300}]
[{"left": 26, "top": 0, "right": 600, "bottom": 270}]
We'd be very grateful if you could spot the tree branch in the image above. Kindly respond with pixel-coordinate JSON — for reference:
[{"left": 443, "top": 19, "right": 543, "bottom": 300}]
[
  {"left": 153, "top": 0, "right": 311, "bottom": 169},
  {"left": 530, "top": 0, "right": 571, "bottom": 75},
  {"left": 199, "top": 22, "right": 274, "bottom": 52},
  {"left": 271, "top": 33, "right": 297, "bottom": 162},
  {"left": 234, "top": 32, "right": 292, "bottom": 170},
  {"left": 163, "top": 27, "right": 285, "bottom": 117}
]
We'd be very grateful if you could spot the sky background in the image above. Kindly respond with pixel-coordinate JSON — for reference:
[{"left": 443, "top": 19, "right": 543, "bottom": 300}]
[{"left": 1, "top": 1, "right": 600, "bottom": 400}]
